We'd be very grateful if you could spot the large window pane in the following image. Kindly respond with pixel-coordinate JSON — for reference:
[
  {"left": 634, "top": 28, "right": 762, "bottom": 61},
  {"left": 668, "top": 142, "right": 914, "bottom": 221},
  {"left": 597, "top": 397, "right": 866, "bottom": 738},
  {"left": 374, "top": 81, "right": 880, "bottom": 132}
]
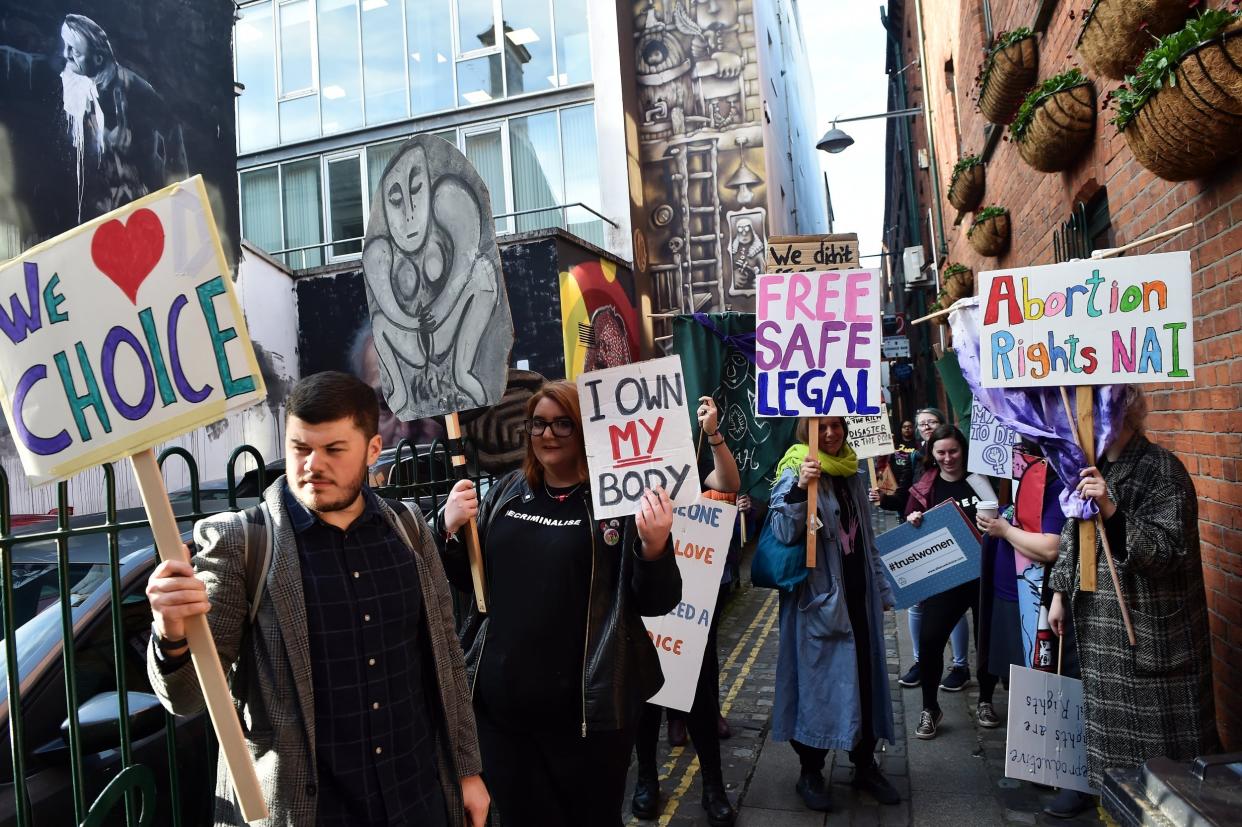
[
  {"left": 240, "top": 167, "right": 283, "bottom": 253},
  {"left": 236, "top": 3, "right": 278, "bottom": 153},
  {"left": 328, "top": 156, "right": 364, "bottom": 257},
  {"left": 553, "top": 0, "right": 590, "bottom": 85},
  {"left": 367, "top": 140, "right": 402, "bottom": 203},
  {"left": 457, "top": 54, "right": 502, "bottom": 105},
  {"left": 560, "top": 103, "right": 602, "bottom": 246},
  {"left": 509, "top": 111, "right": 561, "bottom": 233},
  {"left": 502, "top": 0, "right": 553, "bottom": 95},
  {"left": 457, "top": 0, "right": 496, "bottom": 53},
  {"left": 464, "top": 129, "right": 509, "bottom": 233},
  {"left": 282, "top": 159, "right": 324, "bottom": 268},
  {"left": 407, "top": 0, "right": 455, "bottom": 115},
  {"left": 280, "top": 95, "right": 320, "bottom": 142},
  {"left": 319, "top": 0, "right": 364, "bottom": 134},
  {"left": 361, "top": 0, "right": 407, "bottom": 124},
  {"left": 279, "top": 0, "right": 315, "bottom": 94}
]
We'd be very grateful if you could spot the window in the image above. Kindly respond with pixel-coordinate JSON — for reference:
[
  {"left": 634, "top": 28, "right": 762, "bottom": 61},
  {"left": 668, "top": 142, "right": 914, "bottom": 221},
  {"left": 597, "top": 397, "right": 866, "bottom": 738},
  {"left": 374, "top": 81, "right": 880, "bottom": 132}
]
[
  {"left": 407, "top": 0, "right": 456, "bottom": 115},
  {"left": 282, "top": 158, "right": 325, "bottom": 267},
  {"left": 327, "top": 153, "right": 365, "bottom": 257},
  {"left": 510, "top": 110, "right": 562, "bottom": 231},
  {"left": 319, "top": 0, "right": 364, "bottom": 134},
  {"left": 361, "top": 0, "right": 408, "bottom": 124},
  {"left": 457, "top": 0, "right": 497, "bottom": 54},
  {"left": 463, "top": 125, "right": 512, "bottom": 233},
  {"left": 503, "top": 0, "right": 555, "bottom": 95},
  {"left": 279, "top": 0, "right": 317, "bottom": 95},
  {"left": 236, "top": 3, "right": 278, "bottom": 153},
  {"left": 240, "top": 166, "right": 283, "bottom": 253},
  {"left": 457, "top": 54, "right": 503, "bottom": 105},
  {"left": 1054, "top": 190, "right": 1112, "bottom": 262},
  {"left": 553, "top": 0, "right": 590, "bottom": 85},
  {"left": 561, "top": 103, "right": 601, "bottom": 245}
]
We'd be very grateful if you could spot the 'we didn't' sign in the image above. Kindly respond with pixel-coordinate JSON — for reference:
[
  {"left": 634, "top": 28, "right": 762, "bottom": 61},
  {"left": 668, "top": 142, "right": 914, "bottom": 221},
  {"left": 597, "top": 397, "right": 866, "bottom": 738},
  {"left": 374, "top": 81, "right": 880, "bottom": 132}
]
[
  {"left": 0, "top": 177, "right": 265, "bottom": 485},
  {"left": 579, "top": 356, "right": 700, "bottom": 520}
]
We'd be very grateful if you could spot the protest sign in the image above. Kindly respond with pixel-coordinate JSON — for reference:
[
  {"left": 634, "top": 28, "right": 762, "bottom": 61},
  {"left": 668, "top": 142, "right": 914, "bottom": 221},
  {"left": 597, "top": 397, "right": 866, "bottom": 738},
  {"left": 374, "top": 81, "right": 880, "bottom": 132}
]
[
  {"left": 881, "top": 336, "right": 910, "bottom": 359},
  {"left": 1005, "top": 666, "right": 1096, "bottom": 794},
  {"left": 754, "top": 268, "right": 883, "bottom": 417},
  {"left": 875, "top": 501, "right": 982, "bottom": 609},
  {"left": 0, "top": 176, "right": 266, "bottom": 819},
  {"left": 978, "top": 252, "right": 1193, "bottom": 388},
  {"left": 0, "top": 177, "right": 264, "bottom": 486},
  {"left": 967, "top": 398, "right": 1020, "bottom": 478},
  {"left": 579, "top": 355, "right": 700, "bottom": 519},
  {"left": 644, "top": 500, "right": 736, "bottom": 712},
  {"left": 765, "top": 234, "right": 859, "bottom": 272},
  {"left": 846, "top": 404, "right": 894, "bottom": 460}
]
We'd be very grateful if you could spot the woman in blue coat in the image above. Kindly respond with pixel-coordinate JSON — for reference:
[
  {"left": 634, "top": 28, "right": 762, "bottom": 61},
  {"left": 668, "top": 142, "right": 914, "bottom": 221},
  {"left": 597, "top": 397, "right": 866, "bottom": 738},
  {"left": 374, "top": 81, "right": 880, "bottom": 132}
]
[{"left": 769, "top": 416, "right": 899, "bottom": 812}]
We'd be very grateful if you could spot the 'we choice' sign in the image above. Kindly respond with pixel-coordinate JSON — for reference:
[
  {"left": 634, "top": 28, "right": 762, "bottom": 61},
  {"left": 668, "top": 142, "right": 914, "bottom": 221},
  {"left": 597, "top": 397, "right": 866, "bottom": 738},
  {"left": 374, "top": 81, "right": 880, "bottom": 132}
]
[{"left": 0, "top": 177, "right": 265, "bottom": 485}]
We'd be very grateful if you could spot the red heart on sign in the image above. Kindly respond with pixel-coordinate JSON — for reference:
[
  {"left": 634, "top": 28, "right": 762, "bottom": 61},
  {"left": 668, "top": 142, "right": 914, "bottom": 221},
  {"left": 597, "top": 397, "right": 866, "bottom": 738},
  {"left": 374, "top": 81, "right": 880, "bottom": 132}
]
[{"left": 90, "top": 208, "right": 165, "bottom": 304}]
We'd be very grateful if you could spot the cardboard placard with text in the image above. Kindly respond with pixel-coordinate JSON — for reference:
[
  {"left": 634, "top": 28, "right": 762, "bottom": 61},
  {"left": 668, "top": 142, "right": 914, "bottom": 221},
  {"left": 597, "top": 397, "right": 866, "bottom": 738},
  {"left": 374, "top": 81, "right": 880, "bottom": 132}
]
[
  {"left": 578, "top": 355, "right": 700, "bottom": 519},
  {"left": 0, "top": 177, "right": 265, "bottom": 485},
  {"left": 765, "top": 234, "right": 860, "bottom": 273},
  {"left": 1005, "top": 666, "right": 1096, "bottom": 794},
  {"left": 846, "top": 403, "right": 895, "bottom": 460},
  {"left": 967, "top": 398, "right": 1020, "bottom": 478},
  {"left": 643, "top": 500, "right": 736, "bottom": 712}
]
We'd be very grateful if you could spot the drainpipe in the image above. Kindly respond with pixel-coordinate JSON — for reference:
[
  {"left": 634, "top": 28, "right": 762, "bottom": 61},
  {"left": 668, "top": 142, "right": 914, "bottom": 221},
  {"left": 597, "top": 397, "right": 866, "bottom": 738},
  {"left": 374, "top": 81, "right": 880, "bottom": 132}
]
[{"left": 913, "top": 0, "right": 948, "bottom": 258}]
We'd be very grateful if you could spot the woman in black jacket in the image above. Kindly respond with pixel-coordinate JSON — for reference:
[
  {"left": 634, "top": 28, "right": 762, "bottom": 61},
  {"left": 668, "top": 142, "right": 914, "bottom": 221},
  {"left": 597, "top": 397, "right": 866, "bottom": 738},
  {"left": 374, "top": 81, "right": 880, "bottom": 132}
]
[{"left": 437, "top": 379, "right": 681, "bottom": 827}]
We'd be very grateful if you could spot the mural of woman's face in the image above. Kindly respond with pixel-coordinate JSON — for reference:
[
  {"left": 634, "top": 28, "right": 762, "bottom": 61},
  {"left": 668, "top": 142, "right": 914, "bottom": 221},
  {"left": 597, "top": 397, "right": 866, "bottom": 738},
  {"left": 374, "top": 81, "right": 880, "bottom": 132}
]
[{"left": 384, "top": 145, "right": 432, "bottom": 255}]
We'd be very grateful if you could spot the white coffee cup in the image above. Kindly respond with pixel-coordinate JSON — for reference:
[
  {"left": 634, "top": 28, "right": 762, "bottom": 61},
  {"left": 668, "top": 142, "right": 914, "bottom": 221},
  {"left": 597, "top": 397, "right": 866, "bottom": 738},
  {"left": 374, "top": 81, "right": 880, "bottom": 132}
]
[{"left": 976, "top": 500, "right": 999, "bottom": 520}]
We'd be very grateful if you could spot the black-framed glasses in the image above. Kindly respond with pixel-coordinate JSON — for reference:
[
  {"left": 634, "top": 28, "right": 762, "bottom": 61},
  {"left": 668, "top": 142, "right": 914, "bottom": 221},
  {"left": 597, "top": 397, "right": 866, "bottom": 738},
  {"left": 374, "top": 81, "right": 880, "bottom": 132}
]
[{"left": 526, "top": 417, "right": 576, "bottom": 437}]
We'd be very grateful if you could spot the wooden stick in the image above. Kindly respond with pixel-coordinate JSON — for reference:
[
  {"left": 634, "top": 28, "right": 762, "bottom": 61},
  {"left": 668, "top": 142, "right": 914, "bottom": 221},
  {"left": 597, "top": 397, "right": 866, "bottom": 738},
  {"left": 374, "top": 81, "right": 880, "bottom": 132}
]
[
  {"left": 1057, "top": 633, "right": 1064, "bottom": 677},
  {"left": 866, "top": 457, "right": 879, "bottom": 491},
  {"left": 1075, "top": 386, "right": 1098, "bottom": 592},
  {"left": 130, "top": 449, "right": 267, "bottom": 822},
  {"left": 806, "top": 418, "right": 818, "bottom": 569},
  {"left": 1090, "top": 222, "right": 1193, "bottom": 260},
  {"left": 739, "top": 512, "right": 747, "bottom": 546},
  {"left": 910, "top": 297, "right": 979, "bottom": 326},
  {"left": 445, "top": 413, "right": 488, "bottom": 613}
]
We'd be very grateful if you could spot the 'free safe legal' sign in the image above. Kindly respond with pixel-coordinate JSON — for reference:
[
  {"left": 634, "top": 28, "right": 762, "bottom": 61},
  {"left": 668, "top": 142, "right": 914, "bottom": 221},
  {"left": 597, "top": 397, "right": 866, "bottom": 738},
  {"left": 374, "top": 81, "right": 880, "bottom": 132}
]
[
  {"left": 579, "top": 356, "right": 700, "bottom": 520},
  {"left": 755, "top": 269, "right": 882, "bottom": 417},
  {"left": 0, "top": 177, "right": 265, "bottom": 485}
]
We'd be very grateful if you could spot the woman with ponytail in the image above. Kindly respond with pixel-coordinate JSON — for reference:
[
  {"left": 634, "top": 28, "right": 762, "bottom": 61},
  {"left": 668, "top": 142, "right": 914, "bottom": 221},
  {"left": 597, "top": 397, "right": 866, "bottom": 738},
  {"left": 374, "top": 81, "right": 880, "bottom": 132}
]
[{"left": 768, "top": 417, "right": 899, "bottom": 813}]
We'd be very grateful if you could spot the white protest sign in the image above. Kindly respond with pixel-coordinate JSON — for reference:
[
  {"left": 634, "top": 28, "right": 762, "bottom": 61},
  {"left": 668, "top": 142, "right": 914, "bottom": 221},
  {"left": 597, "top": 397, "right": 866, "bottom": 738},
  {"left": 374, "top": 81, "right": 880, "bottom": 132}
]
[
  {"left": 846, "top": 403, "right": 894, "bottom": 460},
  {"left": 579, "top": 355, "right": 700, "bottom": 519},
  {"left": 644, "top": 499, "right": 736, "bottom": 712},
  {"left": 881, "top": 336, "right": 910, "bottom": 359},
  {"left": 967, "top": 398, "right": 1020, "bottom": 478},
  {"left": 0, "top": 177, "right": 265, "bottom": 486},
  {"left": 754, "top": 268, "right": 883, "bottom": 417},
  {"left": 1005, "top": 666, "right": 1096, "bottom": 794},
  {"left": 978, "top": 252, "right": 1193, "bottom": 388}
]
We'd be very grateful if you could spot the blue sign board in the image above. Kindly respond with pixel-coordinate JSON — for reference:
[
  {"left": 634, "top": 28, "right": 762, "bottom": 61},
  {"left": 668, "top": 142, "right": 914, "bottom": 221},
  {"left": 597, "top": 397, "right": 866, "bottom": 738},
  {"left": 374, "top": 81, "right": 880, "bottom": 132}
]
[{"left": 875, "top": 501, "right": 982, "bottom": 609}]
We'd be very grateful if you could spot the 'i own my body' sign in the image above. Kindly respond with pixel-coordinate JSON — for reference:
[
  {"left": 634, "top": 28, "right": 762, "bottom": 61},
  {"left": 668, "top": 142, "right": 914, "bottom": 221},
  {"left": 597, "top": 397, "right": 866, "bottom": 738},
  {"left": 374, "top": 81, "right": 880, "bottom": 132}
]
[{"left": 0, "top": 177, "right": 265, "bottom": 485}]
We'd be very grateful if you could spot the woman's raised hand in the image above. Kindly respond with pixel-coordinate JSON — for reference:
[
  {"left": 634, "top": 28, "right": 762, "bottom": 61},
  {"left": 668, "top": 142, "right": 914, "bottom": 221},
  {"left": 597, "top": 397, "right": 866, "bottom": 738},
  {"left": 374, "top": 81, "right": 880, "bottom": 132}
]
[
  {"left": 636, "top": 486, "right": 674, "bottom": 558},
  {"left": 796, "top": 455, "right": 820, "bottom": 490},
  {"left": 444, "top": 479, "right": 478, "bottom": 534}
]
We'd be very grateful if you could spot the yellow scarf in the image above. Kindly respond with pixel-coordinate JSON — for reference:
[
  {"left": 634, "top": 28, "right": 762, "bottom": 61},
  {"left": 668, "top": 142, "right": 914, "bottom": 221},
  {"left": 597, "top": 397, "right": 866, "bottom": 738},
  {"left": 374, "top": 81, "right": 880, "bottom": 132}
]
[{"left": 773, "top": 441, "right": 859, "bottom": 487}]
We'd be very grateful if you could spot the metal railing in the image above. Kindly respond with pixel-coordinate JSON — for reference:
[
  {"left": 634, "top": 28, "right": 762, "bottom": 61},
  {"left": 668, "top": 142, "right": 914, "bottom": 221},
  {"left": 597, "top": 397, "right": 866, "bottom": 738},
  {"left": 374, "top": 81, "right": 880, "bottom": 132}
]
[{"left": 0, "top": 439, "right": 495, "bottom": 826}]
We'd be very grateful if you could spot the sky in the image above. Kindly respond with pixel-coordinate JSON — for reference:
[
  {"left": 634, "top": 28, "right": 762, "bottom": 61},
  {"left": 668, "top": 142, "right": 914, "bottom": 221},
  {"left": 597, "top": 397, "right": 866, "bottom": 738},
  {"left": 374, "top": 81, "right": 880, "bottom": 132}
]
[{"left": 795, "top": 1, "right": 892, "bottom": 267}]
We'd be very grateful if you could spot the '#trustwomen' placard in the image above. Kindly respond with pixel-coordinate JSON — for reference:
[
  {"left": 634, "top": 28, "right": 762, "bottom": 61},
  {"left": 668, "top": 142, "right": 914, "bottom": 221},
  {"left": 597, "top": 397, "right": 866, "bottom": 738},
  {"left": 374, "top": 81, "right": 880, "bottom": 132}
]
[
  {"left": 978, "top": 252, "right": 1193, "bottom": 388},
  {"left": 579, "top": 355, "right": 700, "bottom": 520},
  {"left": 644, "top": 499, "right": 736, "bottom": 712},
  {"left": 875, "top": 501, "right": 982, "bottom": 609},
  {"left": 0, "top": 177, "right": 265, "bottom": 485},
  {"left": 754, "top": 268, "right": 882, "bottom": 417}
]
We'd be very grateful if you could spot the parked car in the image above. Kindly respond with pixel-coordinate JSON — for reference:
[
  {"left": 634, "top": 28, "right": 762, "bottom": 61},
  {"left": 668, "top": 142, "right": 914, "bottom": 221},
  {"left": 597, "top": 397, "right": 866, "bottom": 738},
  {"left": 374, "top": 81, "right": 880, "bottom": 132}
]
[{"left": 166, "top": 459, "right": 285, "bottom": 513}]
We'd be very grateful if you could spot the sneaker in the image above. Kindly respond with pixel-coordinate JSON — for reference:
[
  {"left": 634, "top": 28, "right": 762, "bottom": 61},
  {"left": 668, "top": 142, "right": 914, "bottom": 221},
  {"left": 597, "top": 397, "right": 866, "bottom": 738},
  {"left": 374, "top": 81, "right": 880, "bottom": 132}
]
[
  {"left": 976, "top": 701, "right": 1002, "bottom": 728},
  {"left": 939, "top": 665, "right": 971, "bottom": 691},
  {"left": 1043, "top": 788, "right": 1096, "bottom": 819},
  {"left": 795, "top": 771, "right": 833, "bottom": 812},
  {"left": 915, "top": 708, "right": 943, "bottom": 740},
  {"left": 851, "top": 762, "right": 901, "bottom": 805},
  {"left": 897, "top": 662, "right": 921, "bottom": 687}
]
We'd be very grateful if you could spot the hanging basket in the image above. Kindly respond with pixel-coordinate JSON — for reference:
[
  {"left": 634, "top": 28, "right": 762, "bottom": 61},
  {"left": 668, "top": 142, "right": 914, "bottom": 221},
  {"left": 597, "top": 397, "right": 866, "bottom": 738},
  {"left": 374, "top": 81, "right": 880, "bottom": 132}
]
[
  {"left": 1123, "top": 22, "right": 1242, "bottom": 181},
  {"left": 1016, "top": 83, "right": 1097, "bottom": 173},
  {"left": 967, "top": 213, "right": 1011, "bottom": 257},
  {"left": 941, "top": 268, "right": 975, "bottom": 301},
  {"left": 947, "top": 163, "right": 985, "bottom": 212},
  {"left": 979, "top": 35, "right": 1039, "bottom": 124},
  {"left": 1078, "top": 0, "right": 1195, "bottom": 80}
]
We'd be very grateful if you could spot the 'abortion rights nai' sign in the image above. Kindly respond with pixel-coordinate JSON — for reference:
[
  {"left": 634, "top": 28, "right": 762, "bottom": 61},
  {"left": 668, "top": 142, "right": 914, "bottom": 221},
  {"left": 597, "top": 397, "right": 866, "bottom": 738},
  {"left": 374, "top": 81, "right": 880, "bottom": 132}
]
[
  {"left": 579, "top": 356, "right": 700, "bottom": 520},
  {"left": 755, "top": 269, "right": 882, "bottom": 417},
  {"left": 978, "top": 252, "right": 1193, "bottom": 388},
  {"left": 0, "top": 177, "right": 265, "bottom": 485},
  {"left": 644, "top": 499, "right": 736, "bottom": 712}
]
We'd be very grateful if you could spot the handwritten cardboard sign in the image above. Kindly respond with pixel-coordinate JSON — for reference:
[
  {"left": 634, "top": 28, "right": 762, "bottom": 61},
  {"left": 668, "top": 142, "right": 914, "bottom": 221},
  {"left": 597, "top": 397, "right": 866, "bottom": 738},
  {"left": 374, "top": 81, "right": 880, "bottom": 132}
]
[
  {"left": 978, "top": 252, "right": 1193, "bottom": 388},
  {"left": 643, "top": 500, "right": 736, "bottom": 712},
  {"left": 846, "top": 404, "right": 894, "bottom": 460},
  {"left": 579, "top": 355, "right": 700, "bottom": 519},
  {"left": 1005, "top": 666, "right": 1096, "bottom": 794},
  {"left": 875, "top": 501, "right": 982, "bottom": 609},
  {"left": 754, "top": 268, "right": 882, "bottom": 417},
  {"left": 764, "top": 234, "right": 860, "bottom": 273},
  {"left": 0, "top": 177, "right": 265, "bottom": 485},
  {"left": 967, "top": 398, "right": 1020, "bottom": 478}
]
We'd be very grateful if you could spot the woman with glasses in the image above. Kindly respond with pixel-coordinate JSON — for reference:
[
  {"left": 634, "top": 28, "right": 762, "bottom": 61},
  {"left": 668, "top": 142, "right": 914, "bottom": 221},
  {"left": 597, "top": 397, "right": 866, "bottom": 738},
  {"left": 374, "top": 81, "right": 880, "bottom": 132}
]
[{"left": 436, "top": 380, "right": 682, "bottom": 827}]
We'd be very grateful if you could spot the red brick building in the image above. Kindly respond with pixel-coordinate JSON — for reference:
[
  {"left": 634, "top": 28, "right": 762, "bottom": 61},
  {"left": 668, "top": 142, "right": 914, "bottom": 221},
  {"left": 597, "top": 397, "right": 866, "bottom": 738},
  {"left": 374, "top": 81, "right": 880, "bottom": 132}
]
[{"left": 882, "top": 0, "right": 1242, "bottom": 748}]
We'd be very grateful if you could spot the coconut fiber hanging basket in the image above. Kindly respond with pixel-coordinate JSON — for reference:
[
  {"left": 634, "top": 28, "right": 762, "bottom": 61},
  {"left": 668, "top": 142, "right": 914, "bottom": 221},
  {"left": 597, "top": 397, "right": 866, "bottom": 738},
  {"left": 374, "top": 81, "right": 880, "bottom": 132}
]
[
  {"left": 1017, "top": 82, "right": 1097, "bottom": 173},
  {"left": 979, "top": 34, "right": 1039, "bottom": 123},
  {"left": 1078, "top": 0, "right": 1196, "bottom": 80}
]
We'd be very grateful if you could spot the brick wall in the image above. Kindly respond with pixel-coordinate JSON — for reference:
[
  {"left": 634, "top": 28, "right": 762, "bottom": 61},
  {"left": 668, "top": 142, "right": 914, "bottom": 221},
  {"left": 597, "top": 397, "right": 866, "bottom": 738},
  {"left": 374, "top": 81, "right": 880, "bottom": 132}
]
[{"left": 899, "top": 0, "right": 1242, "bottom": 748}]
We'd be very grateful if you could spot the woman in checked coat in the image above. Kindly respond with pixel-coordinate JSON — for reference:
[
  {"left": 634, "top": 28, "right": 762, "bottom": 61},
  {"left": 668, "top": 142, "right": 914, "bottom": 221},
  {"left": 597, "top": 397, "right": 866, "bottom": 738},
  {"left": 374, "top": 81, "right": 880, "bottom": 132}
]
[{"left": 1048, "top": 387, "right": 1218, "bottom": 801}]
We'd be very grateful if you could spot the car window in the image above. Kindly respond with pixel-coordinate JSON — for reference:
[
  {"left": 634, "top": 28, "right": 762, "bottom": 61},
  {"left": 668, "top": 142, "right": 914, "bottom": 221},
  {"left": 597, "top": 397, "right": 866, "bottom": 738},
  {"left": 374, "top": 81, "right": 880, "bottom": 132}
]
[
  {"left": 0, "top": 563, "right": 109, "bottom": 635},
  {"left": 71, "top": 592, "right": 154, "bottom": 702}
]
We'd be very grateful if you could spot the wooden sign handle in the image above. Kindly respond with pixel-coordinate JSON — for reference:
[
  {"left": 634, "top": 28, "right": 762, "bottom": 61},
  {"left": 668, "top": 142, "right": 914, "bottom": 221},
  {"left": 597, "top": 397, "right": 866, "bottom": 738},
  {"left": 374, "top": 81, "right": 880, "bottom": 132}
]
[
  {"left": 806, "top": 417, "right": 818, "bottom": 569},
  {"left": 129, "top": 449, "right": 267, "bottom": 822},
  {"left": 867, "top": 457, "right": 878, "bottom": 491},
  {"left": 445, "top": 413, "right": 488, "bottom": 613},
  {"left": 1075, "top": 385, "right": 1097, "bottom": 593}
]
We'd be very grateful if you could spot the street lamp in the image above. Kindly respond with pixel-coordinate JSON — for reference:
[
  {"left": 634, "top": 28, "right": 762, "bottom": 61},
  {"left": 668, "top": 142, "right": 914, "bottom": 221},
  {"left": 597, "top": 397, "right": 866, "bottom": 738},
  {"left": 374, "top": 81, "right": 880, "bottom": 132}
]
[{"left": 815, "top": 106, "right": 923, "bottom": 154}]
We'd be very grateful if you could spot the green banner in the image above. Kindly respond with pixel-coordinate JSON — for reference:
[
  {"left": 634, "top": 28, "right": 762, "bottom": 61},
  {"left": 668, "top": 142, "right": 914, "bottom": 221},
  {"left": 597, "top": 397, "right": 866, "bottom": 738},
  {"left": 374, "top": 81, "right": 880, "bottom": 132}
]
[
  {"left": 936, "top": 349, "right": 973, "bottom": 431},
  {"left": 671, "top": 313, "right": 798, "bottom": 501}
]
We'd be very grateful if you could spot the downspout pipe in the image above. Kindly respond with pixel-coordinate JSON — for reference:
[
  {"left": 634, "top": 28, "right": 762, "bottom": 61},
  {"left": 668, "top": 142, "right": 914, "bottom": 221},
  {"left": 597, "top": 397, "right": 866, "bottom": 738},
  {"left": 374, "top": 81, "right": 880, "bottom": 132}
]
[{"left": 913, "top": 0, "right": 948, "bottom": 257}]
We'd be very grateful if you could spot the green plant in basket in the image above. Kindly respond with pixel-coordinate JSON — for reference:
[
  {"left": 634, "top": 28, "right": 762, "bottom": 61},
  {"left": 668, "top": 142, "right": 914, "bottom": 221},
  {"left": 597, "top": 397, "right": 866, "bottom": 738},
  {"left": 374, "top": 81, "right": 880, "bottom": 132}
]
[{"left": 1010, "top": 69, "right": 1088, "bottom": 141}]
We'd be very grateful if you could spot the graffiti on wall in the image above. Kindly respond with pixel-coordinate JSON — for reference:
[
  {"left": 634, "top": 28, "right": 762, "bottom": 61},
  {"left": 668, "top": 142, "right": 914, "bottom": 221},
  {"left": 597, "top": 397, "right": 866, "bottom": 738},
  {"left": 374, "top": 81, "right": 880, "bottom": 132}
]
[
  {"left": 560, "top": 253, "right": 640, "bottom": 379},
  {"left": 632, "top": 0, "right": 767, "bottom": 333}
]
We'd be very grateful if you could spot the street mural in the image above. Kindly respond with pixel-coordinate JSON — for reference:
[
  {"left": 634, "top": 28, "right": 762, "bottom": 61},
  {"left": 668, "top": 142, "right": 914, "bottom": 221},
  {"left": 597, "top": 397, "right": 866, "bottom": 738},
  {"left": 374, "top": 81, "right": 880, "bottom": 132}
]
[
  {"left": 632, "top": 0, "right": 768, "bottom": 337},
  {"left": 0, "top": 0, "right": 238, "bottom": 264},
  {"left": 559, "top": 252, "right": 640, "bottom": 379}
]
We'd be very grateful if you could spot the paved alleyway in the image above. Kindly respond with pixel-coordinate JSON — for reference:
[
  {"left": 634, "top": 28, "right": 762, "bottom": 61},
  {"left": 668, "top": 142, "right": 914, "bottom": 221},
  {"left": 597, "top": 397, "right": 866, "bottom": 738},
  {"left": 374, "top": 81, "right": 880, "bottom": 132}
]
[{"left": 626, "top": 509, "right": 1111, "bottom": 827}]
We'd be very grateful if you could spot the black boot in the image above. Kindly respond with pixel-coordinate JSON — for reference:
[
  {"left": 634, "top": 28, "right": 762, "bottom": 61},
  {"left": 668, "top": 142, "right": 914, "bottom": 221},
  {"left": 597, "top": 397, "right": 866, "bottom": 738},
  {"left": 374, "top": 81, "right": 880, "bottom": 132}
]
[
  {"left": 851, "top": 761, "right": 901, "bottom": 805},
  {"left": 701, "top": 780, "right": 736, "bottom": 826},
  {"left": 631, "top": 774, "right": 660, "bottom": 820},
  {"left": 794, "top": 771, "right": 833, "bottom": 812}
]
